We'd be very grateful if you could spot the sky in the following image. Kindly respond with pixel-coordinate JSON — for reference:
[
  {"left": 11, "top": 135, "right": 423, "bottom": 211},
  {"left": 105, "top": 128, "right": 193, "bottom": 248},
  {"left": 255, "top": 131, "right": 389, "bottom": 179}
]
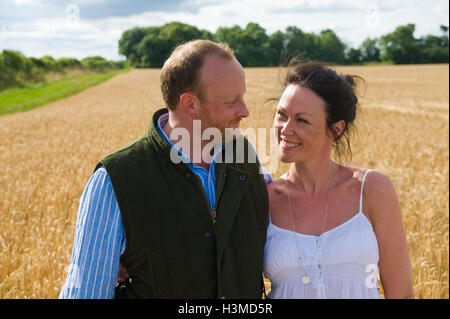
[{"left": 0, "top": 0, "right": 448, "bottom": 61}]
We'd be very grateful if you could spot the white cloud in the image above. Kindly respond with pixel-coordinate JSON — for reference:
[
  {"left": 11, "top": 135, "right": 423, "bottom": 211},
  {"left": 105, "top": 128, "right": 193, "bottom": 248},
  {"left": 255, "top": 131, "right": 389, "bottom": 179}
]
[
  {"left": 13, "top": 0, "right": 41, "bottom": 6},
  {"left": 75, "top": 0, "right": 108, "bottom": 5},
  {"left": 1, "top": 0, "right": 448, "bottom": 61}
]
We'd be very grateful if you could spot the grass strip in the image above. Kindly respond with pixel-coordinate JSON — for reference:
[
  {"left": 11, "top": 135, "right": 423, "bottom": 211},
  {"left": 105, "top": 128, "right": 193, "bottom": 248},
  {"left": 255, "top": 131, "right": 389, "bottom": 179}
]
[{"left": 0, "top": 68, "right": 130, "bottom": 116}]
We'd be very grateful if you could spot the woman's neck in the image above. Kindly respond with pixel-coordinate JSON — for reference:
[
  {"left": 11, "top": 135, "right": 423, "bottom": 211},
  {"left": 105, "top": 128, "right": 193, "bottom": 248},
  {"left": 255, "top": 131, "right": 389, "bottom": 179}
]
[{"left": 287, "top": 159, "right": 339, "bottom": 198}]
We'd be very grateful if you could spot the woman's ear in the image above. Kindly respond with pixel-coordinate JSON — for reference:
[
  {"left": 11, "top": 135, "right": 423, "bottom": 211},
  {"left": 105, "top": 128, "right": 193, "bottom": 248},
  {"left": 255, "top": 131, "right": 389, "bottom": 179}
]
[
  {"left": 332, "top": 120, "right": 346, "bottom": 139},
  {"left": 179, "top": 92, "right": 201, "bottom": 119}
]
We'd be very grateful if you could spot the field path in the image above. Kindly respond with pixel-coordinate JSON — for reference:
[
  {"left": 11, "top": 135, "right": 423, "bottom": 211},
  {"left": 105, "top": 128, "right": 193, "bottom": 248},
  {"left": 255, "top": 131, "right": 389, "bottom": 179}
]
[{"left": 0, "top": 65, "right": 448, "bottom": 298}]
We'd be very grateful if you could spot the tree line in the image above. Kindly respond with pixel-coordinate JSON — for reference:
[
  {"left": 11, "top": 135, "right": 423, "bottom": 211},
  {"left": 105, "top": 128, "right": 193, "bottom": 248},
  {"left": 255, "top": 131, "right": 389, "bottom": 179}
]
[
  {"left": 118, "top": 22, "right": 449, "bottom": 67},
  {"left": 0, "top": 50, "right": 126, "bottom": 89}
]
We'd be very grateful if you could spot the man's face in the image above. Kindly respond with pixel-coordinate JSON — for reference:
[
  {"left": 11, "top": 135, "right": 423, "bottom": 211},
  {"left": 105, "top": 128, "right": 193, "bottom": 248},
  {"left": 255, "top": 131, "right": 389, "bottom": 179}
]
[{"left": 197, "top": 55, "right": 249, "bottom": 140}]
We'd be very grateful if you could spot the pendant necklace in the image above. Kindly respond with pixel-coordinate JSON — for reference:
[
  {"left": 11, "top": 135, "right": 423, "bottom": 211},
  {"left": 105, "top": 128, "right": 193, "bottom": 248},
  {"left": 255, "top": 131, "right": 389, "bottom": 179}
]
[{"left": 285, "top": 167, "right": 334, "bottom": 285}]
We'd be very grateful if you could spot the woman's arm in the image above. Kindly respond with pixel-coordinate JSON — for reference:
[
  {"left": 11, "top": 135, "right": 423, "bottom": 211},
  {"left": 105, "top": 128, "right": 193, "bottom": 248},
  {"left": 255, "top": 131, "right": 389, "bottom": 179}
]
[{"left": 365, "top": 170, "right": 414, "bottom": 299}]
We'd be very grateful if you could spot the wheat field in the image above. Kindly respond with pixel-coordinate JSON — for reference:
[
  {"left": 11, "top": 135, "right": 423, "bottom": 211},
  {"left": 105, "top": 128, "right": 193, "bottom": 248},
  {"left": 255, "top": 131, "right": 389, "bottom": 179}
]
[{"left": 0, "top": 64, "right": 448, "bottom": 299}]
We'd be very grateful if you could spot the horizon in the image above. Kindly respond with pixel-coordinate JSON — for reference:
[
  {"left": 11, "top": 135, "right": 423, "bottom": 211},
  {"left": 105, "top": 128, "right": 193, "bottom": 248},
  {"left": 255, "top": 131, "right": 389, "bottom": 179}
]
[{"left": 0, "top": 0, "right": 449, "bottom": 61}]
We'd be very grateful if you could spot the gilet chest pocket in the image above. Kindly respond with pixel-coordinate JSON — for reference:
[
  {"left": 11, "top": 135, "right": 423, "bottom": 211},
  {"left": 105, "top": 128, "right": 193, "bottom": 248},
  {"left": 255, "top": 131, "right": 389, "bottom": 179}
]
[{"left": 146, "top": 245, "right": 173, "bottom": 298}]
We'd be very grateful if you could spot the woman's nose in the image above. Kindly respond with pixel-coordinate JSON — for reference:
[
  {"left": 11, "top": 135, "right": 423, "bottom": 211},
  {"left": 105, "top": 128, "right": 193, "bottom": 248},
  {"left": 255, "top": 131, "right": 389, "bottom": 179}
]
[{"left": 280, "top": 119, "right": 293, "bottom": 136}]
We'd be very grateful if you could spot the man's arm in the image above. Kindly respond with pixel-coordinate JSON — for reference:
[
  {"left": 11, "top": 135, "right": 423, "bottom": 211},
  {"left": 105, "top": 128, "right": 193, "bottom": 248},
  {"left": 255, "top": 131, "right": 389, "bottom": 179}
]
[{"left": 59, "top": 167, "right": 126, "bottom": 299}]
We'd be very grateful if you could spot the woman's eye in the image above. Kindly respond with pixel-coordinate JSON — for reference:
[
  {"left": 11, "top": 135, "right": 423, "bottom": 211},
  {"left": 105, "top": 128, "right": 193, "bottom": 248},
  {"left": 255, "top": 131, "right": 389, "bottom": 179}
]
[{"left": 297, "top": 118, "right": 309, "bottom": 124}]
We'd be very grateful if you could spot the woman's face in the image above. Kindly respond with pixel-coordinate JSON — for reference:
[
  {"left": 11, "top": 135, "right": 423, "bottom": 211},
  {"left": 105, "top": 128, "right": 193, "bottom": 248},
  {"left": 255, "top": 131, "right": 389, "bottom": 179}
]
[{"left": 273, "top": 84, "right": 335, "bottom": 164}]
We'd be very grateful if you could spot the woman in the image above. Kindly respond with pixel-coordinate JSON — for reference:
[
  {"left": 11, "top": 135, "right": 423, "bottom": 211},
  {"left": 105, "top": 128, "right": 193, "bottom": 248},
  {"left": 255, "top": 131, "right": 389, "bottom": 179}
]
[{"left": 263, "top": 61, "right": 414, "bottom": 299}]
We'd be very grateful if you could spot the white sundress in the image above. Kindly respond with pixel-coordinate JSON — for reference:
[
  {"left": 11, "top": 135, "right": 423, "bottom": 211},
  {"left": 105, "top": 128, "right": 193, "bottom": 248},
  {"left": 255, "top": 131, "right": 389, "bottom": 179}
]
[{"left": 263, "top": 169, "right": 381, "bottom": 299}]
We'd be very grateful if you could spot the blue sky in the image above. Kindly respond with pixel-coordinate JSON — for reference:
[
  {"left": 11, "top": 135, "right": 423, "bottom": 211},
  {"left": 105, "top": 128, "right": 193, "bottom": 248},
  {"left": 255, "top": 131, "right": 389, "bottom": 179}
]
[{"left": 0, "top": 0, "right": 448, "bottom": 61}]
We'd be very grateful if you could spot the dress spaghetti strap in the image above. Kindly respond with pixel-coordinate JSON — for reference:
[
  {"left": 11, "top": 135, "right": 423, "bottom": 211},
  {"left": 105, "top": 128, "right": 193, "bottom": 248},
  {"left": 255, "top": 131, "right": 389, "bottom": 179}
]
[{"left": 359, "top": 169, "right": 371, "bottom": 213}]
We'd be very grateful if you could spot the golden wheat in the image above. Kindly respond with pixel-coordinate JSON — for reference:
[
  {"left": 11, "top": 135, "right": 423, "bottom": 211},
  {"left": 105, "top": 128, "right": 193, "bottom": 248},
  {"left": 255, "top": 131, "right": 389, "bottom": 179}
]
[{"left": 0, "top": 65, "right": 448, "bottom": 298}]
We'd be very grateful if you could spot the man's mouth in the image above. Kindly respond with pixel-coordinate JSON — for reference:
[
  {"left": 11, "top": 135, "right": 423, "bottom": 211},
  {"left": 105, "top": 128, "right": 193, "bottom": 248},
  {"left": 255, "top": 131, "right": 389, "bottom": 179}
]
[{"left": 229, "top": 120, "right": 241, "bottom": 128}]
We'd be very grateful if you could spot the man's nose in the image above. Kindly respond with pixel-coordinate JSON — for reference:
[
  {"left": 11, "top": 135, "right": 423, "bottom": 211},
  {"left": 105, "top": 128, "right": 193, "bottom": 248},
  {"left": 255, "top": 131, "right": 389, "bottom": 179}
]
[{"left": 238, "top": 101, "right": 249, "bottom": 118}]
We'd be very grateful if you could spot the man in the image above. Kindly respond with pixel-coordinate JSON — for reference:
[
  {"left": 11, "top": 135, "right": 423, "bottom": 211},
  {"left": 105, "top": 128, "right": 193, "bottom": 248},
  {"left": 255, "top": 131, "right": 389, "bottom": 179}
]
[{"left": 59, "top": 40, "right": 269, "bottom": 299}]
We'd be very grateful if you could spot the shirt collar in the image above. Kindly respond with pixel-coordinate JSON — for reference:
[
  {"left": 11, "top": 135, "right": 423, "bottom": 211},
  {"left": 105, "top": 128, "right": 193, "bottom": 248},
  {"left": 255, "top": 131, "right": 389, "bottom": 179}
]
[{"left": 156, "top": 112, "right": 225, "bottom": 167}]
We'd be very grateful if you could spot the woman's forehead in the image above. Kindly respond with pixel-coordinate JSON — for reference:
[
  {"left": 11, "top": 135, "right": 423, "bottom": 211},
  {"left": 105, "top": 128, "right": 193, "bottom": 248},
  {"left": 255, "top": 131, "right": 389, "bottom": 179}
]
[{"left": 279, "top": 84, "right": 326, "bottom": 114}]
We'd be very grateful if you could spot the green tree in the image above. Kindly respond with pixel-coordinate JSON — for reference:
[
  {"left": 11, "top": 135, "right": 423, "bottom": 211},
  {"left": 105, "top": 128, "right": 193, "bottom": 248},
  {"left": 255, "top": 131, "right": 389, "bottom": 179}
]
[
  {"left": 159, "top": 22, "right": 202, "bottom": 47},
  {"left": 136, "top": 32, "right": 171, "bottom": 67},
  {"left": 200, "top": 29, "right": 215, "bottom": 41},
  {"left": 284, "top": 26, "right": 317, "bottom": 60},
  {"left": 39, "top": 56, "right": 57, "bottom": 70},
  {"left": 316, "top": 29, "right": 346, "bottom": 64},
  {"left": 419, "top": 25, "right": 449, "bottom": 63},
  {"left": 2, "top": 50, "right": 29, "bottom": 72},
  {"left": 55, "top": 57, "right": 81, "bottom": 71},
  {"left": 119, "top": 22, "right": 208, "bottom": 67},
  {"left": 419, "top": 34, "right": 449, "bottom": 63},
  {"left": 264, "top": 30, "right": 287, "bottom": 66},
  {"left": 0, "top": 52, "right": 16, "bottom": 88},
  {"left": 118, "top": 27, "right": 148, "bottom": 66},
  {"left": 81, "top": 56, "right": 115, "bottom": 71},
  {"left": 346, "top": 48, "right": 363, "bottom": 64},
  {"left": 379, "top": 24, "right": 421, "bottom": 64},
  {"left": 117, "top": 22, "right": 449, "bottom": 67},
  {"left": 359, "top": 38, "right": 381, "bottom": 63},
  {"left": 236, "top": 23, "right": 269, "bottom": 67},
  {"left": 215, "top": 25, "right": 244, "bottom": 53}
]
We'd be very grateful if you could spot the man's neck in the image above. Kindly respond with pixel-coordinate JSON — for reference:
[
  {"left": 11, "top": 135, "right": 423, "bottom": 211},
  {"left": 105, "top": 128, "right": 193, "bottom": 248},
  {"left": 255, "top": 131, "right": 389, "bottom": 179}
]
[{"left": 161, "top": 114, "right": 212, "bottom": 170}]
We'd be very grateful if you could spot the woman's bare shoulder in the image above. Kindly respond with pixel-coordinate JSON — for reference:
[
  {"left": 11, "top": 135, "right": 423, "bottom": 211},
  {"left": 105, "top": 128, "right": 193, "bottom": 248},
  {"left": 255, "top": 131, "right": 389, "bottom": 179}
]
[
  {"left": 363, "top": 169, "right": 396, "bottom": 196},
  {"left": 341, "top": 165, "right": 392, "bottom": 188},
  {"left": 358, "top": 168, "right": 400, "bottom": 222}
]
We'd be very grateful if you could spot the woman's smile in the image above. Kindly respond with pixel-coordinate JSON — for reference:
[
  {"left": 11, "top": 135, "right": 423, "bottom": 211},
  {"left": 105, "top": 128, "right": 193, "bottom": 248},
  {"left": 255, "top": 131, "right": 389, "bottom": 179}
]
[{"left": 280, "top": 139, "right": 302, "bottom": 150}]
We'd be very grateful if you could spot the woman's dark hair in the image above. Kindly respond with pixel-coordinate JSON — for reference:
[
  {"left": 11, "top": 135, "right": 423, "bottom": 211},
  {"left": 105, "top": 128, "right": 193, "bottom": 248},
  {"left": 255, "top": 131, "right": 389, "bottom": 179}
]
[{"left": 275, "top": 57, "right": 366, "bottom": 163}]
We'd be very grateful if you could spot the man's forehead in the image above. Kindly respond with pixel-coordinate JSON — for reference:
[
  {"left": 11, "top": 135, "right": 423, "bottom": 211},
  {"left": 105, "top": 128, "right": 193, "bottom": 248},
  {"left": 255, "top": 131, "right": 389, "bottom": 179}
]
[
  {"left": 200, "top": 56, "right": 245, "bottom": 96},
  {"left": 201, "top": 55, "right": 242, "bottom": 76}
]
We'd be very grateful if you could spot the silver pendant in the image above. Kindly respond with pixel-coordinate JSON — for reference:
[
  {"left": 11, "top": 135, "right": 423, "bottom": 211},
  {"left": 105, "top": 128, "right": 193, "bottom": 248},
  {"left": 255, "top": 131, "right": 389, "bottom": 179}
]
[{"left": 302, "top": 275, "right": 310, "bottom": 285}]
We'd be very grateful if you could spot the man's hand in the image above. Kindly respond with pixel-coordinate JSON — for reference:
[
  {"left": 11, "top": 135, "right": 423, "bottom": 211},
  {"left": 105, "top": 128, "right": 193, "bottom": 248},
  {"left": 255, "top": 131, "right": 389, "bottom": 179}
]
[{"left": 116, "top": 265, "right": 130, "bottom": 284}]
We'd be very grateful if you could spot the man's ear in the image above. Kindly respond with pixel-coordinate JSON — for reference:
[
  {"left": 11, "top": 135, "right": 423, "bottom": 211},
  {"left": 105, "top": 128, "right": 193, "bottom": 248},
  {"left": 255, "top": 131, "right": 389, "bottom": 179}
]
[{"left": 180, "top": 92, "right": 201, "bottom": 119}]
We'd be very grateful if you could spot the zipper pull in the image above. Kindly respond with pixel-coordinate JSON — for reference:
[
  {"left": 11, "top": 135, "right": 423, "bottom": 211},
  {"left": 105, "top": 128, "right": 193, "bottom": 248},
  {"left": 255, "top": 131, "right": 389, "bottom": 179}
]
[{"left": 210, "top": 210, "right": 217, "bottom": 225}]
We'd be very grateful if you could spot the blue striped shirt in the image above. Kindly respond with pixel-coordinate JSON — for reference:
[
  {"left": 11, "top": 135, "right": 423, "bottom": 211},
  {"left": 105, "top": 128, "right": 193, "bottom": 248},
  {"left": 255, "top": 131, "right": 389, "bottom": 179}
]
[
  {"left": 155, "top": 113, "right": 224, "bottom": 210},
  {"left": 59, "top": 167, "right": 125, "bottom": 298},
  {"left": 59, "top": 114, "right": 271, "bottom": 298}
]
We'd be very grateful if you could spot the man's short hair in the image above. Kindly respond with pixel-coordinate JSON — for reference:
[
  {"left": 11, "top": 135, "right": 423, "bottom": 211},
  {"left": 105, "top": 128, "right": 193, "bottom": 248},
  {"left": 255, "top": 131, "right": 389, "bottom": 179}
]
[{"left": 160, "top": 39, "right": 235, "bottom": 111}]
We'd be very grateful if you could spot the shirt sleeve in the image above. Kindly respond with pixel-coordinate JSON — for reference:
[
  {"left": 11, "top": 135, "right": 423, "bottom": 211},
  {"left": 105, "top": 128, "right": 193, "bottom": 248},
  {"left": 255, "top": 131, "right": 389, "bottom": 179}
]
[
  {"left": 59, "top": 166, "right": 126, "bottom": 299},
  {"left": 246, "top": 139, "right": 273, "bottom": 184},
  {"left": 260, "top": 164, "right": 273, "bottom": 184}
]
